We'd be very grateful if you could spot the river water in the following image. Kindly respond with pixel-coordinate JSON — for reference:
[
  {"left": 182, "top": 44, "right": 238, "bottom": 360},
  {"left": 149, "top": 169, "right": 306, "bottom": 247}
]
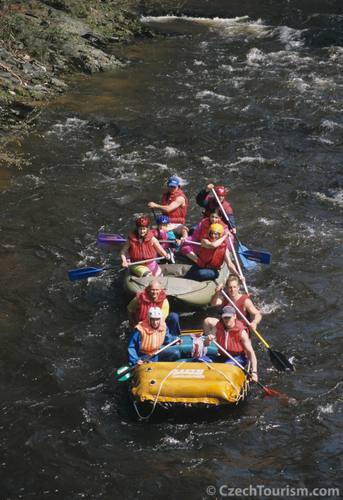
[{"left": 1, "top": 1, "right": 342, "bottom": 498}]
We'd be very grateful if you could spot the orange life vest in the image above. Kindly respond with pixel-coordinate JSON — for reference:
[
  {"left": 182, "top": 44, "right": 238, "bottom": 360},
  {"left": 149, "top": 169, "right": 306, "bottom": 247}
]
[
  {"left": 215, "top": 319, "right": 247, "bottom": 356},
  {"left": 128, "top": 230, "right": 157, "bottom": 262},
  {"left": 197, "top": 240, "right": 227, "bottom": 270},
  {"left": 136, "top": 288, "right": 167, "bottom": 323},
  {"left": 161, "top": 188, "right": 188, "bottom": 224},
  {"left": 136, "top": 319, "right": 166, "bottom": 355}
]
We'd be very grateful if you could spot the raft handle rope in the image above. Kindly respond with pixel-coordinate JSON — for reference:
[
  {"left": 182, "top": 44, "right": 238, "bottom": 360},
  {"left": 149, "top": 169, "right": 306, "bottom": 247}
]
[{"left": 133, "top": 360, "right": 187, "bottom": 421}]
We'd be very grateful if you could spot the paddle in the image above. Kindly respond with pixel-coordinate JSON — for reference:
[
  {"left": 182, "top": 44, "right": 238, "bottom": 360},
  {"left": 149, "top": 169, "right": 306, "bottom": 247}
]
[
  {"left": 212, "top": 340, "right": 287, "bottom": 399},
  {"left": 220, "top": 289, "right": 295, "bottom": 372},
  {"left": 68, "top": 255, "right": 170, "bottom": 281},
  {"left": 114, "top": 337, "right": 181, "bottom": 382},
  {"left": 211, "top": 188, "right": 270, "bottom": 272},
  {"left": 97, "top": 233, "right": 271, "bottom": 266}
]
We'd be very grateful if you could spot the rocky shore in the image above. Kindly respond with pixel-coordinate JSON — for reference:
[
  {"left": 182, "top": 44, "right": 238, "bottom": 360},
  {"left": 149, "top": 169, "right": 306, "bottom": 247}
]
[{"left": 0, "top": 0, "right": 157, "bottom": 167}]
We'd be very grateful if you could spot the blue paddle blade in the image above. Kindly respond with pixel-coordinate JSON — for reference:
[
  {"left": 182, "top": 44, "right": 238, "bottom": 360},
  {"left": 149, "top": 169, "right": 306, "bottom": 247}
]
[
  {"left": 240, "top": 249, "right": 271, "bottom": 265},
  {"left": 68, "top": 266, "right": 105, "bottom": 281},
  {"left": 97, "top": 233, "right": 126, "bottom": 245},
  {"left": 237, "top": 242, "right": 257, "bottom": 270}
]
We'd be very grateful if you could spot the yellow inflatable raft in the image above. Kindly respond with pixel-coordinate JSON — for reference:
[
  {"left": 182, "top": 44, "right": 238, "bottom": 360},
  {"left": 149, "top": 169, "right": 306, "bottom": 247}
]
[{"left": 131, "top": 361, "right": 249, "bottom": 407}]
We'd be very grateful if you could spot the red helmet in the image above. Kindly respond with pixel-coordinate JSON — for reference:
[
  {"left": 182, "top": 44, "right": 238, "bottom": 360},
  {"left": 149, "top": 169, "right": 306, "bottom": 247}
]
[
  {"left": 214, "top": 185, "right": 227, "bottom": 197},
  {"left": 135, "top": 216, "right": 150, "bottom": 228}
]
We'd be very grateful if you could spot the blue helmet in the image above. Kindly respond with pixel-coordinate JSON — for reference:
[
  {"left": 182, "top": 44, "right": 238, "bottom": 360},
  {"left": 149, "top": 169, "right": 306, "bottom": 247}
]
[{"left": 156, "top": 214, "right": 169, "bottom": 225}]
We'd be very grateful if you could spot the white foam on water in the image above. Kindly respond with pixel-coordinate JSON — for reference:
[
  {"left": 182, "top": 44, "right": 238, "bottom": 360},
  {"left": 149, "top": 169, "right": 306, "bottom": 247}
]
[
  {"left": 164, "top": 146, "right": 183, "bottom": 158},
  {"left": 196, "top": 90, "right": 231, "bottom": 103},
  {"left": 22, "top": 174, "right": 45, "bottom": 187},
  {"left": 260, "top": 299, "right": 287, "bottom": 314},
  {"left": 193, "top": 59, "right": 206, "bottom": 66},
  {"left": 289, "top": 77, "right": 310, "bottom": 92},
  {"left": 47, "top": 117, "right": 88, "bottom": 137},
  {"left": 228, "top": 156, "right": 268, "bottom": 166},
  {"left": 321, "top": 119, "right": 343, "bottom": 130},
  {"left": 258, "top": 217, "right": 277, "bottom": 226},
  {"left": 246, "top": 48, "right": 266, "bottom": 66},
  {"left": 102, "top": 134, "right": 121, "bottom": 152},
  {"left": 277, "top": 26, "right": 304, "bottom": 50},
  {"left": 82, "top": 150, "right": 101, "bottom": 162},
  {"left": 317, "top": 404, "right": 334, "bottom": 418},
  {"left": 311, "top": 190, "right": 343, "bottom": 207},
  {"left": 142, "top": 15, "right": 251, "bottom": 28},
  {"left": 317, "top": 137, "right": 335, "bottom": 145}
]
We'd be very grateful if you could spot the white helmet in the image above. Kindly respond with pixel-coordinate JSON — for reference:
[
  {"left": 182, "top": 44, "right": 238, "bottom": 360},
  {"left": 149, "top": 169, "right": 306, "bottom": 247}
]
[{"left": 148, "top": 307, "right": 162, "bottom": 319}]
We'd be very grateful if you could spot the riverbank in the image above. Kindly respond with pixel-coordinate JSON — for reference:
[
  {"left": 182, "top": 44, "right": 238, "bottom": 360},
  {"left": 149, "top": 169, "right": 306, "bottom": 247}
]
[{"left": 0, "top": 0, "right": 154, "bottom": 167}]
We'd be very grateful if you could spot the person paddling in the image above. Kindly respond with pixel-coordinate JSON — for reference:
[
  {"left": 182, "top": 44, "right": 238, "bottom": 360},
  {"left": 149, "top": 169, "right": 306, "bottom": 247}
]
[
  {"left": 127, "top": 279, "right": 180, "bottom": 336},
  {"left": 196, "top": 183, "right": 236, "bottom": 233},
  {"left": 120, "top": 217, "right": 171, "bottom": 277},
  {"left": 184, "top": 223, "right": 239, "bottom": 282},
  {"left": 128, "top": 307, "right": 181, "bottom": 366},
  {"left": 204, "top": 275, "right": 262, "bottom": 335},
  {"left": 180, "top": 208, "right": 229, "bottom": 263},
  {"left": 205, "top": 306, "right": 258, "bottom": 382},
  {"left": 148, "top": 175, "right": 188, "bottom": 234}
]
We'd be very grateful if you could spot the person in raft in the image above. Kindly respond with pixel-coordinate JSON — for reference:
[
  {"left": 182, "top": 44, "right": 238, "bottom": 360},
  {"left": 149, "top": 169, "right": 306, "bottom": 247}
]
[
  {"left": 184, "top": 223, "right": 239, "bottom": 282},
  {"left": 120, "top": 216, "right": 171, "bottom": 277},
  {"left": 128, "top": 306, "right": 181, "bottom": 366},
  {"left": 151, "top": 214, "right": 177, "bottom": 250},
  {"left": 203, "top": 275, "right": 262, "bottom": 335},
  {"left": 180, "top": 208, "right": 229, "bottom": 263},
  {"left": 148, "top": 175, "right": 189, "bottom": 235},
  {"left": 127, "top": 279, "right": 180, "bottom": 337},
  {"left": 196, "top": 183, "right": 236, "bottom": 233},
  {"left": 205, "top": 306, "right": 258, "bottom": 382}
]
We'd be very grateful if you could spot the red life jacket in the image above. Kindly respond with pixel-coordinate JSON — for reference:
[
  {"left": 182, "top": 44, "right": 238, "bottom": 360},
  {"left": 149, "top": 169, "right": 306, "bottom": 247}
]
[
  {"left": 224, "top": 294, "right": 250, "bottom": 318},
  {"left": 215, "top": 319, "right": 247, "bottom": 356},
  {"left": 128, "top": 230, "right": 157, "bottom": 262},
  {"left": 136, "top": 319, "right": 166, "bottom": 355},
  {"left": 198, "top": 217, "right": 227, "bottom": 240},
  {"left": 136, "top": 288, "right": 167, "bottom": 323},
  {"left": 197, "top": 240, "right": 227, "bottom": 270},
  {"left": 161, "top": 188, "right": 188, "bottom": 224},
  {"left": 204, "top": 197, "right": 233, "bottom": 218}
]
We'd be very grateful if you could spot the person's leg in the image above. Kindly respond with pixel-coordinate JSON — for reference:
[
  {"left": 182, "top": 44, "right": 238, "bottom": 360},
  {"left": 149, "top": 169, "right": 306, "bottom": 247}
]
[
  {"left": 158, "top": 348, "right": 181, "bottom": 361},
  {"left": 166, "top": 312, "right": 181, "bottom": 336},
  {"left": 186, "top": 268, "right": 219, "bottom": 282}
]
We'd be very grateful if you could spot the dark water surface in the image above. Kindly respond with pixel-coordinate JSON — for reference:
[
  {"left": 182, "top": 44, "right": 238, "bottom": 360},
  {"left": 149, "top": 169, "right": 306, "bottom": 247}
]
[{"left": 1, "top": 1, "right": 342, "bottom": 498}]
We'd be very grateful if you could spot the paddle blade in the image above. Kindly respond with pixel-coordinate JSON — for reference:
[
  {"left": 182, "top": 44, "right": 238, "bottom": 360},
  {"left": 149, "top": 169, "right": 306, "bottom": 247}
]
[
  {"left": 269, "top": 349, "right": 295, "bottom": 372},
  {"left": 114, "top": 365, "right": 134, "bottom": 382},
  {"left": 97, "top": 233, "right": 126, "bottom": 245},
  {"left": 260, "top": 385, "right": 287, "bottom": 398},
  {"left": 240, "top": 249, "right": 272, "bottom": 265},
  {"left": 237, "top": 242, "right": 257, "bottom": 270},
  {"left": 68, "top": 266, "right": 104, "bottom": 281}
]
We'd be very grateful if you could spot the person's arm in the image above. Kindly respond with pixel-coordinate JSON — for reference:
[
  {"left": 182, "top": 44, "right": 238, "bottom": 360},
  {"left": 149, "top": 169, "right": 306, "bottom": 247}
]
[
  {"left": 245, "top": 298, "right": 262, "bottom": 331},
  {"left": 161, "top": 299, "right": 170, "bottom": 320},
  {"left": 224, "top": 249, "right": 240, "bottom": 277},
  {"left": 240, "top": 330, "right": 258, "bottom": 382},
  {"left": 210, "top": 284, "right": 225, "bottom": 307},
  {"left": 152, "top": 237, "right": 170, "bottom": 259},
  {"left": 148, "top": 196, "right": 184, "bottom": 213},
  {"left": 120, "top": 241, "right": 130, "bottom": 267},
  {"left": 128, "top": 329, "right": 142, "bottom": 366},
  {"left": 196, "top": 183, "right": 214, "bottom": 208},
  {"left": 201, "top": 233, "right": 228, "bottom": 249}
]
